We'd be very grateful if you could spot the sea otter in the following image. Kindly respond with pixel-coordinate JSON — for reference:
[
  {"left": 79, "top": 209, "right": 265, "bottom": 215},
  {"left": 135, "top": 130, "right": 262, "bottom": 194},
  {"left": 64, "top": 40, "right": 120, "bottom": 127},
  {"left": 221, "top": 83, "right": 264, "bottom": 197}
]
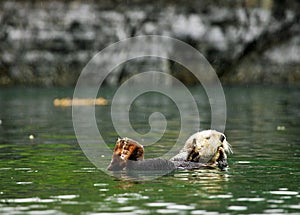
[{"left": 107, "top": 130, "right": 232, "bottom": 171}]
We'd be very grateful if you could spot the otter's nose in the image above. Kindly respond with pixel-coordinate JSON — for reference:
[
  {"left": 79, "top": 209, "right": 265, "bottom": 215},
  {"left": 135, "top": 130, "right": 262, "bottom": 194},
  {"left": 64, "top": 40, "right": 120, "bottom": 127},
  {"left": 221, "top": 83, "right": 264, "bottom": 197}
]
[
  {"left": 219, "top": 135, "right": 225, "bottom": 143},
  {"left": 218, "top": 159, "right": 228, "bottom": 170}
]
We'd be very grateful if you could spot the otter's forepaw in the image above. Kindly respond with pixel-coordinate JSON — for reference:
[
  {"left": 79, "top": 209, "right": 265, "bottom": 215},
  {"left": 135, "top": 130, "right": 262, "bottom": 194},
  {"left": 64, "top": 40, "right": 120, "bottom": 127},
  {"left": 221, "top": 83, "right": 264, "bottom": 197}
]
[
  {"left": 206, "top": 146, "right": 228, "bottom": 170},
  {"left": 186, "top": 138, "right": 200, "bottom": 162}
]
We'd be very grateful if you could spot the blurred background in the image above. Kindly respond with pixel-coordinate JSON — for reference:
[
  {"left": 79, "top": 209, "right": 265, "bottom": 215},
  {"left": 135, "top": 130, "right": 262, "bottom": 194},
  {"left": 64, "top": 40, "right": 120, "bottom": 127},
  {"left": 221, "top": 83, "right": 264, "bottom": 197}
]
[
  {"left": 0, "top": 0, "right": 299, "bottom": 87},
  {"left": 1, "top": 1, "right": 300, "bottom": 214}
]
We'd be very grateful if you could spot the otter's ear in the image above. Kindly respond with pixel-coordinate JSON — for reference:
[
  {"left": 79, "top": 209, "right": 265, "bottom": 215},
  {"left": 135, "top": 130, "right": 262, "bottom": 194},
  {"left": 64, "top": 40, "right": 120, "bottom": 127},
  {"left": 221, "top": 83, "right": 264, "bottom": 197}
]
[{"left": 219, "top": 134, "right": 225, "bottom": 143}]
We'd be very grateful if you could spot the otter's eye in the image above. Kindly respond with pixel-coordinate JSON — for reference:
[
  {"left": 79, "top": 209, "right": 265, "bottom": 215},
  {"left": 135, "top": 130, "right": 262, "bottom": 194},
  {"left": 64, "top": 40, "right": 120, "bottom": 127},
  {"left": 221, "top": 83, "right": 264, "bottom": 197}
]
[
  {"left": 205, "top": 136, "right": 210, "bottom": 140},
  {"left": 219, "top": 135, "right": 225, "bottom": 143}
]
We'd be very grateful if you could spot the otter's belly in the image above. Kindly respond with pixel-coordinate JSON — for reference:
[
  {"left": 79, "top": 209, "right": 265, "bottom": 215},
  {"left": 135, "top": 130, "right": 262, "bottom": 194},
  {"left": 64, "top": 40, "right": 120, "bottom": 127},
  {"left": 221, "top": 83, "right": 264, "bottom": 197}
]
[{"left": 125, "top": 159, "right": 212, "bottom": 171}]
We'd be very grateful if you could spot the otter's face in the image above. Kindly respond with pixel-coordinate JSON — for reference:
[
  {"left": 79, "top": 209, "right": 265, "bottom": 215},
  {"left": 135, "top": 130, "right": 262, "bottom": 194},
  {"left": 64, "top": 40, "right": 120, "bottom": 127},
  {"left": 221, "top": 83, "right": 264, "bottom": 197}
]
[{"left": 186, "top": 130, "right": 232, "bottom": 169}]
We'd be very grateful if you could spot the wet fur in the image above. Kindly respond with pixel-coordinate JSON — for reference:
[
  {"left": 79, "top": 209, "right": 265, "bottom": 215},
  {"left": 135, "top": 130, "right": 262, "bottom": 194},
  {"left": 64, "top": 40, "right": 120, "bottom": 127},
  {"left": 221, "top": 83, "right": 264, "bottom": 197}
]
[
  {"left": 107, "top": 130, "right": 231, "bottom": 171},
  {"left": 107, "top": 138, "right": 144, "bottom": 171}
]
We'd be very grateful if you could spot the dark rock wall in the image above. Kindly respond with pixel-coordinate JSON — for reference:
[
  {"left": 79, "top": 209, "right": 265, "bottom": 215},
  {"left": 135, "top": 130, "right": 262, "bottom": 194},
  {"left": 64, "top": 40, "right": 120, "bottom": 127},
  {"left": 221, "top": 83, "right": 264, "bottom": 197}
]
[{"left": 0, "top": 0, "right": 299, "bottom": 86}]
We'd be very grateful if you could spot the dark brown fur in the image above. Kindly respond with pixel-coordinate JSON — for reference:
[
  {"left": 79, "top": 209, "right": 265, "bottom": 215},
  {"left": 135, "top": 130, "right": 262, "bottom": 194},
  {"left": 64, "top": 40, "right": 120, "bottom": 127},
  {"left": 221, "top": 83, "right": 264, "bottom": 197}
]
[
  {"left": 107, "top": 131, "right": 230, "bottom": 171},
  {"left": 107, "top": 138, "right": 144, "bottom": 171}
]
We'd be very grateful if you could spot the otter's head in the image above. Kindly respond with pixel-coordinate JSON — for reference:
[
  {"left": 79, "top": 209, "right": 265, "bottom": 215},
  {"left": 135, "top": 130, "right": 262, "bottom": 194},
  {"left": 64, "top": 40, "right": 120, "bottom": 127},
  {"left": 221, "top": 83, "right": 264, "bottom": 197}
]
[
  {"left": 107, "top": 138, "right": 144, "bottom": 171},
  {"left": 185, "top": 130, "right": 232, "bottom": 170}
]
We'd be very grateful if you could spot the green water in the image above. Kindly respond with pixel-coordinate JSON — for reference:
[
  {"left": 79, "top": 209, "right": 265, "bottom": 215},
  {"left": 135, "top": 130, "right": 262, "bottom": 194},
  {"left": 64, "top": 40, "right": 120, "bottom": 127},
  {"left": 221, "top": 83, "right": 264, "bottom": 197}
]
[{"left": 0, "top": 85, "right": 299, "bottom": 214}]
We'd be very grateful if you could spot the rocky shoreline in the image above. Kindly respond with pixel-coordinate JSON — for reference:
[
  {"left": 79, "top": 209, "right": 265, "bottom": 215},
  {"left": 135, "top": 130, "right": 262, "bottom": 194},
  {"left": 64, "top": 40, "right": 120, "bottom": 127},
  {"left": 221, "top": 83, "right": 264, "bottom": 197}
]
[{"left": 0, "top": 0, "right": 299, "bottom": 86}]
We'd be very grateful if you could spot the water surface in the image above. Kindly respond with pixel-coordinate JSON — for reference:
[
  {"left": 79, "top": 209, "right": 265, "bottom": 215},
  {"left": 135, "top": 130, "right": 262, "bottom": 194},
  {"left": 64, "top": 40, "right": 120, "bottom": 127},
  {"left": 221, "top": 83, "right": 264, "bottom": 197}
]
[{"left": 0, "top": 85, "right": 299, "bottom": 214}]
